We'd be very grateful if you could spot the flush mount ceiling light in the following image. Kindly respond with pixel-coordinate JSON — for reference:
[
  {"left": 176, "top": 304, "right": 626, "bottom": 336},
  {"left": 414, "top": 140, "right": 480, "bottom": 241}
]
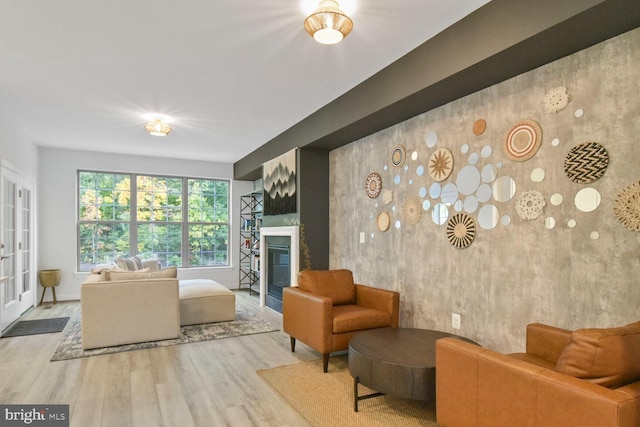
[
  {"left": 144, "top": 118, "right": 172, "bottom": 136},
  {"left": 304, "top": 0, "right": 353, "bottom": 45}
]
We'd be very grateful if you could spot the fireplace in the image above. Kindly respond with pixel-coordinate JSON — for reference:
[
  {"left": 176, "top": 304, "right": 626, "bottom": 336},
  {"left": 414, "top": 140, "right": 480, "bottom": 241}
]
[{"left": 259, "top": 226, "right": 299, "bottom": 312}]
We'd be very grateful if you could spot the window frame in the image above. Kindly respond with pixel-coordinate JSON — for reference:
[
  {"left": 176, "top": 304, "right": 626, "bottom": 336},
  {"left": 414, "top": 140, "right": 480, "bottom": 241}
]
[{"left": 77, "top": 170, "right": 230, "bottom": 271}]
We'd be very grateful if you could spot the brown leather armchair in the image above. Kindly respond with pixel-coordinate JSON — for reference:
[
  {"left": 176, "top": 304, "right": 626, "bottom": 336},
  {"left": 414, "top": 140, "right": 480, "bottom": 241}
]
[
  {"left": 283, "top": 269, "right": 400, "bottom": 372},
  {"left": 436, "top": 322, "right": 640, "bottom": 427}
]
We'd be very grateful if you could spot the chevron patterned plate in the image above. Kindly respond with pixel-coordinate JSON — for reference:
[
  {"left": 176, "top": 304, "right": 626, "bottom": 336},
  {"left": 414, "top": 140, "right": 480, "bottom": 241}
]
[{"left": 564, "top": 142, "right": 609, "bottom": 184}]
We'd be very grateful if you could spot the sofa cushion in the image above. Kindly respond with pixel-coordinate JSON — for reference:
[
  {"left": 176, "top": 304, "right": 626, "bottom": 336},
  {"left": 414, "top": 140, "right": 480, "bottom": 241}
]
[
  {"left": 555, "top": 320, "right": 640, "bottom": 388},
  {"left": 115, "top": 255, "right": 144, "bottom": 271},
  {"left": 332, "top": 305, "right": 392, "bottom": 333},
  {"left": 106, "top": 267, "right": 176, "bottom": 281},
  {"left": 298, "top": 269, "right": 356, "bottom": 305}
]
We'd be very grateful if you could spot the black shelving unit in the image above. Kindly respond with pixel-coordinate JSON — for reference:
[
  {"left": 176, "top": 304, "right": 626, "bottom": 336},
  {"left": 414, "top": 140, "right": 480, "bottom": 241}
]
[{"left": 239, "top": 190, "right": 262, "bottom": 294}]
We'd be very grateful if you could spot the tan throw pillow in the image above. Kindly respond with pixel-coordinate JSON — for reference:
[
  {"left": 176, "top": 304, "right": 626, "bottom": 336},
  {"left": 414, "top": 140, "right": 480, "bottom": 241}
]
[
  {"left": 555, "top": 321, "right": 640, "bottom": 388},
  {"left": 297, "top": 269, "right": 356, "bottom": 305},
  {"left": 105, "top": 267, "right": 150, "bottom": 281},
  {"left": 115, "top": 255, "right": 144, "bottom": 271},
  {"left": 106, "top": 267, "right": 177, "bottom": 281}
]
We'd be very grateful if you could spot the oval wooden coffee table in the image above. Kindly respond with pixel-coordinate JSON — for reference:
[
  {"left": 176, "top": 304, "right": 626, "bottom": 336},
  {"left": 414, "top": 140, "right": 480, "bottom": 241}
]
[{"left": 348, "top": 327, "right": 478, "bottom": 412}]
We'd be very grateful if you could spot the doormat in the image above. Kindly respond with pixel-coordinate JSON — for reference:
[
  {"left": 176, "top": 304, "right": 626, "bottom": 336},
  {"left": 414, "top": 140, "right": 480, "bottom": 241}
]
[{"left": 2, "top": 317, "right": 70, "bottom": 338}]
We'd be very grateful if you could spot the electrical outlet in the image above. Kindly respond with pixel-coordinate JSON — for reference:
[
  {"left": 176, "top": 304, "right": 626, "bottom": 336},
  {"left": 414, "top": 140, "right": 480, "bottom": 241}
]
[
  {"left": 452, "top": 313, "right": 461, "bottom": 329},
  {"left": 359, "top": 232, "right": 365, "bottom": 244}
]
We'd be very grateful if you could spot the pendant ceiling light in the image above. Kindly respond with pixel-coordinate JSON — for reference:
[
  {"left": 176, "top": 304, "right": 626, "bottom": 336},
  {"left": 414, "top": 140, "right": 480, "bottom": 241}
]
[
  {"left": 304, "top": 0, "right": 353, "bottom": 45},
  {"left": 144, "top": 118, "right": 172, "bottom": 136}
]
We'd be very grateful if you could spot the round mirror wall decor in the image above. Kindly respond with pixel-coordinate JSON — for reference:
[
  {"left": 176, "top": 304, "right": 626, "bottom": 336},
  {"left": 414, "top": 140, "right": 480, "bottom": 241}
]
[
  {"left": 545, "top": 217, "right": 556, "bottom": 229},
  {"left": 478, "top": 205, "right": 500, "bottom": 230},
  {"left": 492, "top": 176, "right": 517, "bottom": 203},
  {"left": 504, "top": 119, "right": 542, "bottom": 162},
  {"left": 432, "top": 203, "right": 449, "bottom": 225},
  {"left": 574, "top": 188, "right": 601, "bottom": 213},
  {"left": 428, "top": 148, "right": 454, "bottom": 181},
  {"left": 429, "top": 182, "right": 442, "bottom": 199},
  {"left": 564, "top": 142, "right": 609, "bottom": 184},
  {"left": 530, "top": 168, "right": 545, "bottom": 182},
  {"left": 365, "top": 173, "right": 382, "bottom": 198},
  {"left": 613, "top": 181, "right": 640, "bottom": 231},
  {"left": 550, "top": 193, "right": 564, "bottom": 206},
  {"left": 425, "top": 131, "right": 438, "bottom": 148},
  {"left": 456, "top": 165, "right": 481, "bottom": 196},
  {"left": 390, "top": 144, "right": 406, "bottom": 169},
  {"left": 446, "top": 213, "right": 476, "bottom": 249},
  {"left": 481, "top": 164, "right": 498, "bottom": 183}
]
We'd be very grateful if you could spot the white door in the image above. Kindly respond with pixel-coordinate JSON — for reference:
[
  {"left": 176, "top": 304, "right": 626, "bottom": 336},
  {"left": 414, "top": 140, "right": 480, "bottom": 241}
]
[
  {"left": 18, "top": 184, "right": 34, "bottom": 314},
  {"left": 1, "top": 167, "right": 19, "bottom": 331}
]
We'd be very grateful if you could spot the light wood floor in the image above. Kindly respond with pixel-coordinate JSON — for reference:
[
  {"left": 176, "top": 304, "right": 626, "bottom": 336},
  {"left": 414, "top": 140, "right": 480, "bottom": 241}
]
[{"left": 0, "top": 291, "right": 320, "bottom": 427}]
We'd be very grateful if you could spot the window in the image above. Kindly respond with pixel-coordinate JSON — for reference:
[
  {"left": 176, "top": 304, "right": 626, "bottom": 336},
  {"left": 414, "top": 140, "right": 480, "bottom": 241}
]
[{"left": 78, "top": 171, "right": 229, "bottom": 271}]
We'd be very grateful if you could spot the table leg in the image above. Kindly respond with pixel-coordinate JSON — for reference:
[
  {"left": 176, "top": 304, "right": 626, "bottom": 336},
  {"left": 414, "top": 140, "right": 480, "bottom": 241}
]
[{"left": 353, "top": 376, "right": 385, "bottom": 412}]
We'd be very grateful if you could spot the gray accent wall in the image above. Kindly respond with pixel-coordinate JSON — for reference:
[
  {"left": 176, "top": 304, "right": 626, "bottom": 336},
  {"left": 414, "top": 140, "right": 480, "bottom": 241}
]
[{"left": 329, "top": 28, "right": 640, "bottom": 353}]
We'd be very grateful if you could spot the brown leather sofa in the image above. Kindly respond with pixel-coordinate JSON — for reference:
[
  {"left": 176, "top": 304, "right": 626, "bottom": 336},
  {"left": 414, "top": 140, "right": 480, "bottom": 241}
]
[
  {"left": 283, "top": 269, "right": 399, "bottom": 372},
  {"left": 436, "top": 322, "right": 640, "bottom": 427}
]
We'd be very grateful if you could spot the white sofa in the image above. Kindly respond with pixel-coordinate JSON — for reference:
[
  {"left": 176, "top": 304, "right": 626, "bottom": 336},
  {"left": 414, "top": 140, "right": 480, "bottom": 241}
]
[
  {"left": 81, "top": 273, "right": 180, "bottom": 349},
  {"left": 80, "top": 265, "right": 236, "bottom": 350}
]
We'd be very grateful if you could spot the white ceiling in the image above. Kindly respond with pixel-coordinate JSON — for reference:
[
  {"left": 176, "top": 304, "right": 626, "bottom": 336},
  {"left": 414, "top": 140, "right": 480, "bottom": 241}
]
[{"left": 0, "top": 0, "right": 489, "bottom": 164}]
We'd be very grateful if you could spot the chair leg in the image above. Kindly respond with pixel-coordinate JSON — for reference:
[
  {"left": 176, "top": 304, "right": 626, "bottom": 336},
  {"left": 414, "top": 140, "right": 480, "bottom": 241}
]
[
  {"left": 323, "top": 353, "right": 329, "bottom": 373},
  {"left": 290, "top": 336, "right": 296, "bottom": 352}
]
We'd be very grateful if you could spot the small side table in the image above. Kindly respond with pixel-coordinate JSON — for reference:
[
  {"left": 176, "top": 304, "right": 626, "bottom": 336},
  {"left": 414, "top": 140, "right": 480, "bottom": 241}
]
[{"left": 39, "top": 269, "right": 61, "bottom": 305}]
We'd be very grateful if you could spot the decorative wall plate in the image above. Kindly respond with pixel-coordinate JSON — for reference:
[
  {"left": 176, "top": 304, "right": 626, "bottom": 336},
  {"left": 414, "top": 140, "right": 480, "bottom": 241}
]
[
  {"left": 428, "top": 148, "right": 454, "bottom": 182},
  {"left": 543, "top": 86, "right": 570, "bottom": 114},
  {"left": 446, "top": 213, "right": 476, "bottom": 248},
  {"left": 390, "top": 144, "right": 406, "bottom": 169},
  {"left": 515, "top": 189, "right": 546, "bottom": 220},
  {"left": 400, "top": 195, "right": 423, "bottom": 225},
  {"left": 377, "top": 211, "right": 391, "bottom": 232},
  {"left": 365, "top": 172, "right": 382, "bottom": 198},
  {"left": 382, "top": 189, "right": 393, "bottom": 205},
  {"left": 504, "top": 119, "right": 542, "bottom": 161},
  {"left": 563, "top": 142, "right": 609, "bottom": 184},
  {"left": 613, "top": 181, "right": 640, "bottom": 231},
  {"left": 473, "top": 119, "right": 487, "bottom": 136}
]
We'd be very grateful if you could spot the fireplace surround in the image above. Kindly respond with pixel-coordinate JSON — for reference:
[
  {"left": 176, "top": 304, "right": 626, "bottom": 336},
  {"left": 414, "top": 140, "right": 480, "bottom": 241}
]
[{"left": 259, "top": 226, "right": 299, "bottom": 311}]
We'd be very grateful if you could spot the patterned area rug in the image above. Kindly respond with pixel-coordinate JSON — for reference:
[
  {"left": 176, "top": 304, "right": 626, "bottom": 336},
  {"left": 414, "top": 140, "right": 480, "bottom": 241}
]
[
  {"left": 258, "top": 356, "right": 440, "bottom": 427},
  {"left": 51, "top": 307, "right": 278, "bottom": 361}
]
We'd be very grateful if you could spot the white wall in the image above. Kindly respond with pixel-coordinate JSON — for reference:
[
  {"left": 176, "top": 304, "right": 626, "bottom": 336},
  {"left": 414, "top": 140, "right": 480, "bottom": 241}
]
[
  {"left": 38, "top": 147, "right": 253, "bottom": 301},
  {"left": 0, "top": 109, "right": 38, "bottom": 176}
]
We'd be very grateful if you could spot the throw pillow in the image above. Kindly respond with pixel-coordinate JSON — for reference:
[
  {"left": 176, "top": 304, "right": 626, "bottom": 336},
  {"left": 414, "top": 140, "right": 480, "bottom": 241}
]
[
  {"left": 104, "top": 267, "right": 151, "bottom": 281},
  {"left": 106, "top": 267, "right": 177, "bottom": 281},
  {"left": 555, "top": 320, "right": 640, "bottom": 388},
  {"left": 115, "top": 255, "right": 144, "bottom": 271}
]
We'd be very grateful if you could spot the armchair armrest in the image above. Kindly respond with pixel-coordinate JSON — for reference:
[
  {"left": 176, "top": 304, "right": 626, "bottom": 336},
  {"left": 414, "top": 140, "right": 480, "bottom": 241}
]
[
  {"left": 525, "top": 323, "right": 571, "bottom": 364},
  {"left": 355, "top": 284, "right": 400, "bottom": 327},
  {"left": 283, "top": 287, "right": 333, "bottom": 353}
]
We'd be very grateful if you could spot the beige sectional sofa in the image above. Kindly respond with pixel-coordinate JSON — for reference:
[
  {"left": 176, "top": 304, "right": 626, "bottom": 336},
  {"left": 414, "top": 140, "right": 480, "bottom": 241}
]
[
  {"left": 81, "top": 260, "right": 236, "bottom": 350},
  {"left": 81, "top": 272, "right": 180, "bottom": 349}
]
